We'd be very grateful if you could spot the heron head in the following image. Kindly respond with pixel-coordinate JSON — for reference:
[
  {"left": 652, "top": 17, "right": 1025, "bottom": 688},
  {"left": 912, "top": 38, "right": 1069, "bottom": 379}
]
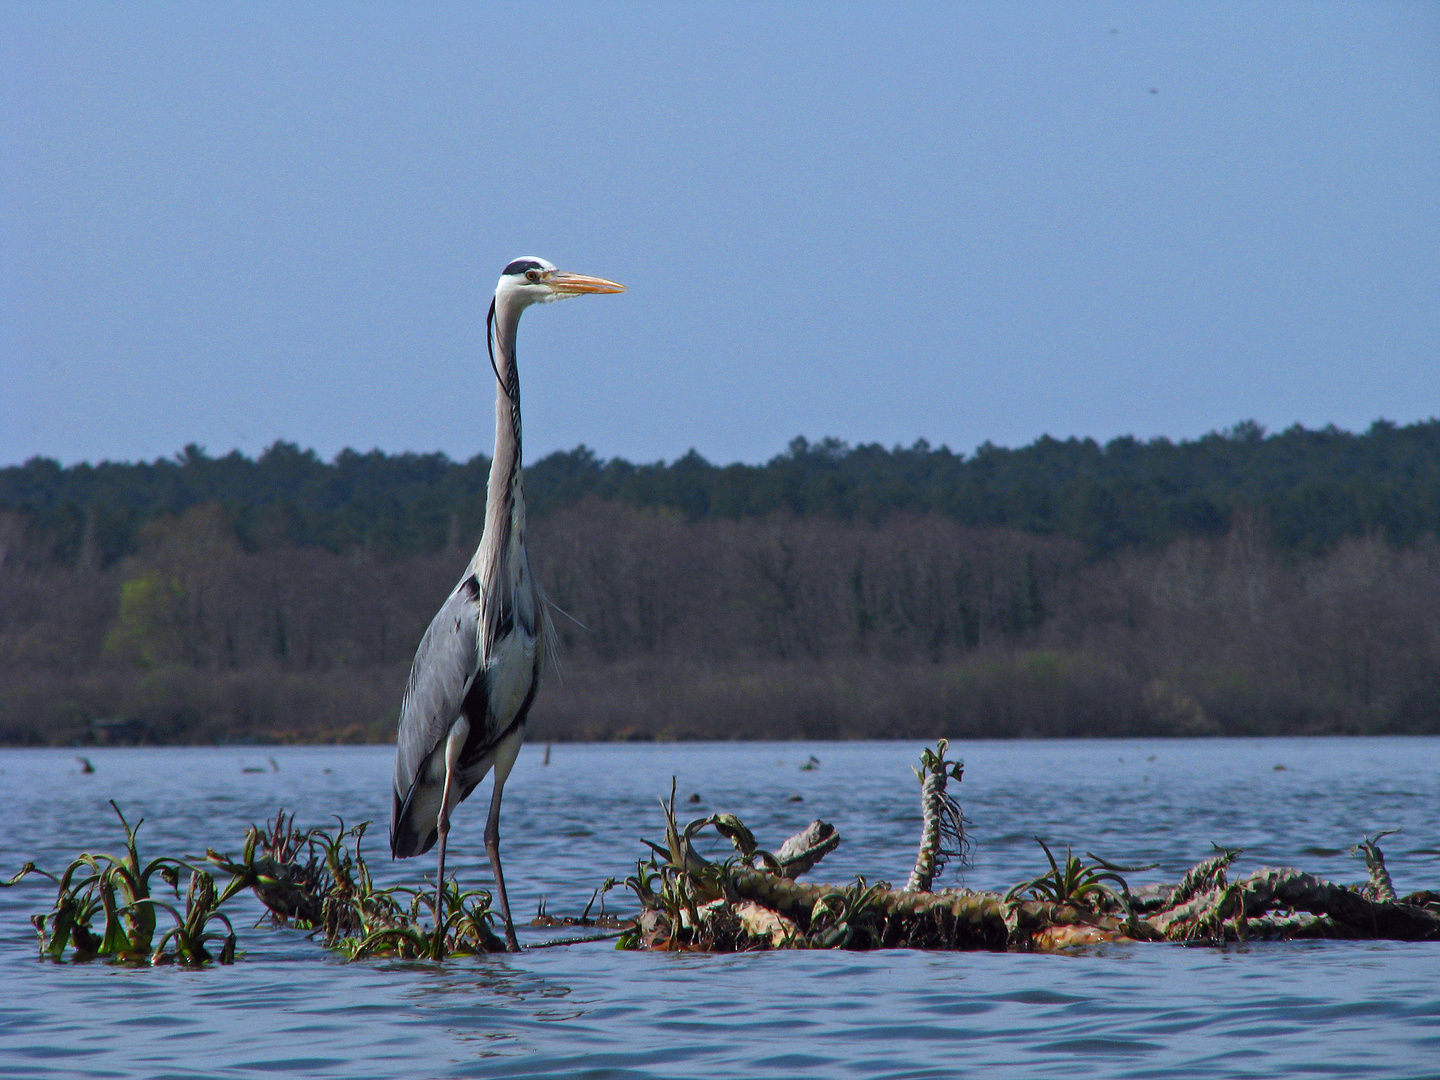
[{"left": 497, "top": 257, "right": 626, "bottom": 307}]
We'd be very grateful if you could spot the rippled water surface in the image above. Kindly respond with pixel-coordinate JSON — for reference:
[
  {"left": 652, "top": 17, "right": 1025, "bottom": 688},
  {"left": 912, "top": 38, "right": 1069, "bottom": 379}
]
[{"left": 2, "top": 738, "right": 1438, "bottom": 1078}]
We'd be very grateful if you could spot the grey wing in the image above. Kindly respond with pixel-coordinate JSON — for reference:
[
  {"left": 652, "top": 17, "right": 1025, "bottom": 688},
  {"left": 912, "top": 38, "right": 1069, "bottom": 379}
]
[{"left": 390, "top": 579, "right": 482, "bottom": 857}]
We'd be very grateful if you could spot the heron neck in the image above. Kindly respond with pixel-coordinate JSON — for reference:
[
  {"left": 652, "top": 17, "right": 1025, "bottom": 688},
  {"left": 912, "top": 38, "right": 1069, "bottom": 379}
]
[{"left": 478, "top": 293, "right": 525, "bottom": 576}]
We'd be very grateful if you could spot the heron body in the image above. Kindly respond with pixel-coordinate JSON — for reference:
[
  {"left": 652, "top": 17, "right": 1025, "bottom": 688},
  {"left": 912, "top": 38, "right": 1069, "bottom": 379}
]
[{"left": 389, "top": 257, "right": 624, "bottom": 951}]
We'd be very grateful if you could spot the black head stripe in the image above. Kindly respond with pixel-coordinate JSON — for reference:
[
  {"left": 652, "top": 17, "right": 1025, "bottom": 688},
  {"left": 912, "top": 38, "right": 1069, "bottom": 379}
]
[
  {"left": 502, "top": 259, "right": 544, "bottom": 277},
  {"left": 487, "top": 298, "right": 510, "bottom": 403}
]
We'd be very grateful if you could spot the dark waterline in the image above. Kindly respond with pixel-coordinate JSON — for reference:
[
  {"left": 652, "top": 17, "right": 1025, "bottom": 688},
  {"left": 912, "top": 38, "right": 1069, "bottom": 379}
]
[{"left": 2, "top": 738, "right": 1438, "bottom": 1078}]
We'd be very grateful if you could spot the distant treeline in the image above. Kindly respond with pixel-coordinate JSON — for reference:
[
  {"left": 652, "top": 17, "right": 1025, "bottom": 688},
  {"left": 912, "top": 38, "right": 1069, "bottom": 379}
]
[
  {"left": 3, "top": 421, "right": 1440, "bottom": 745},
  {"left": 4, "top": 418, "right": 1440, "bottom": 567}
]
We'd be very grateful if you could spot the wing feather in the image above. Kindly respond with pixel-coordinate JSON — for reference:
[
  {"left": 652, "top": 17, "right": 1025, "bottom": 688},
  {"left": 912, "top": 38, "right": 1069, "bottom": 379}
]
[{"left": 390, "top": 580, "right": 481, "bottom": 855}]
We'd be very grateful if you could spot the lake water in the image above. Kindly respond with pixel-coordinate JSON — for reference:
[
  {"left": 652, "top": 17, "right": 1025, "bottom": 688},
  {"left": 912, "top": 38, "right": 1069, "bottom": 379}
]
[{"left": 1, "top": 738, "right": 1438, "bottom": 1079}]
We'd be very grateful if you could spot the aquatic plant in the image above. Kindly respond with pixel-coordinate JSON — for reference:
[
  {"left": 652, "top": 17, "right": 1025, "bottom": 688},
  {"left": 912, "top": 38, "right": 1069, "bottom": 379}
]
[
  {"left": 1351, "top": 829, "right": 1399, "bottom": 902},
  {"left": 1002, "top": 838, "right": 1148, "bottom": 910},
  {"left": 906, "top": 738, "right": 967, "bottom": 892},
  {"left": 3, "top": 805, "right": 505, "bottom": 965},
  {"left": 205, "top": 809, "right": 505, "bottom": 959},
  {"left": 3, "top": 801, "right": 242, "bottom": 965},
  {"left": 1162, "top": 843, "right": 1239, "bottom": 908},
  {"left": 804, "top": 878, "right": 889, "bottom": 949},
  {"left": 621, "top": 780, "right": 771, "bottom": 951}
]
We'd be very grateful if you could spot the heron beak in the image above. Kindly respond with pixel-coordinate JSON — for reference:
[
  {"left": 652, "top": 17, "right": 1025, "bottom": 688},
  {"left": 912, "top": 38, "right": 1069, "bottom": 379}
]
[{"left": 546, "top": 271, "right": 626, "bottom": 295}]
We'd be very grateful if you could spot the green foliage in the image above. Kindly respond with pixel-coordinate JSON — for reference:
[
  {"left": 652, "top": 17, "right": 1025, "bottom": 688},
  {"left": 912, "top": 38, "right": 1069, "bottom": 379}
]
[
  {"left": 804, "top": 879, "right": 889, "bottom": 949},
  {"left": 622, "top": 780, "right": 780, "bottom": 950},
  {"left": 914, "top": 738, "right": 965, "bottom": 785},
  {"left": 1003, "top": 837, "right": 1152, "bottom": 910},
  {"left": 3, "top": 807, "right": 503, "bottom": 966},
  {"left": 3, "top": 801, "right": 241, "bottom": 965},
  {"left": 103, "top": 572, "right": 189, "bottom": 666},
  {"left": 205, "top": 810, "right": 504, "bottom": 960},
  {"left": 1164, "top": 844, "right": 1240, "bottom": 908},
  {"left": 7, "top": 420, "right": 1440, "bottom": 566}
]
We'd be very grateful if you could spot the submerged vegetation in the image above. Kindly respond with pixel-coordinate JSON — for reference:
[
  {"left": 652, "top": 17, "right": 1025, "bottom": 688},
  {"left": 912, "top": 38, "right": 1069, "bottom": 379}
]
[{"left": 8, "top": 744, "right": 1434, "bottom": 966}]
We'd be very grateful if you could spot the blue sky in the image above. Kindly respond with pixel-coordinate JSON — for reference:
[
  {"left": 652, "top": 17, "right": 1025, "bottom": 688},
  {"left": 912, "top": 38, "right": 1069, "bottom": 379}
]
[{"left": 3, "top": 2, "right": 1437, "bottom": 466}]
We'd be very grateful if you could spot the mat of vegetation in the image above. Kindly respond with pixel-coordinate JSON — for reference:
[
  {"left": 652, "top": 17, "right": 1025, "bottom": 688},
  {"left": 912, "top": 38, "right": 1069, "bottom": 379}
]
[
  {"left": 619, "top": 742, "right": 1440, "bottom": 952},
  {"left": 5, "top": 744, "right": 1436, "bottom": 964},
  {"left": 3, "top": 805, "right": 509, "bottom": 964}
]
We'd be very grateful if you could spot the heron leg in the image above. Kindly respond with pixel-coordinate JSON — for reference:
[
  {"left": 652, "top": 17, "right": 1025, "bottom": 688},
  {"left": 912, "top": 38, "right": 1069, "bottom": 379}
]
[
  {"left": 434, "top": 764, "right": 455, "bottom": 957},
  {"left": 484, "top": 783, "right": 519, "bottom": 952},
  {"left": 433, "top": 720, "right": 468, "bottom": 959}
]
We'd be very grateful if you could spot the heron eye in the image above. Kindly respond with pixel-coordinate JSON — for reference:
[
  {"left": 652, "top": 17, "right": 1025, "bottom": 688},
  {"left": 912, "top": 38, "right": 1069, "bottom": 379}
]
[{"left": 525, "top": 269, "right": 542, "bottom": 282}]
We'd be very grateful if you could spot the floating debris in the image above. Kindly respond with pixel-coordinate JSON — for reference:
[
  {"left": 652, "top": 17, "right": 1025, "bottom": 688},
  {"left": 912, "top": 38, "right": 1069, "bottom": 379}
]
[
  {"left": 6, "top": 744, "right": 1438, "bottom": 966},
  {"left": 531, "top": 879, "right": 626, "bottom": 930},
  {"left": 76, "top": 757, "right": 95, "bottom": 775},
  {"left": 800, "top": 755, "right": 820, "bottom": 772},
  {"left": 687, "top": 793, "right": 702, "bottom": 804},
  {"left": 269, "top": 757, "right": 280, "bottom": 772},
  {"left": 617, "top": 743, "right": 1440, "bottom": 952}
]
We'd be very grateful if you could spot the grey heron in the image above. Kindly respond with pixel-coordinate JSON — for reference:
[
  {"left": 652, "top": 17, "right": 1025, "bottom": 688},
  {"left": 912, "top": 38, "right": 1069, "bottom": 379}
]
[{"left": 389, "top": 256, "right": 625, "bottom": 952}]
